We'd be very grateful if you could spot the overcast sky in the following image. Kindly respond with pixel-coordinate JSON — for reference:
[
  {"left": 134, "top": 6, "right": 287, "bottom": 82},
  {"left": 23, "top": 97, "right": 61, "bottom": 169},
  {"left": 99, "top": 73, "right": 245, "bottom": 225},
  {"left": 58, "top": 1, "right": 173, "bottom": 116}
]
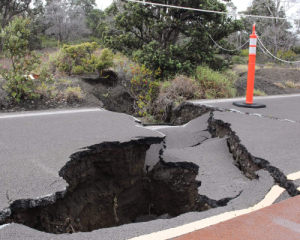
[{"left": 96, "top": 0, "right": 253, "bottom": 11}]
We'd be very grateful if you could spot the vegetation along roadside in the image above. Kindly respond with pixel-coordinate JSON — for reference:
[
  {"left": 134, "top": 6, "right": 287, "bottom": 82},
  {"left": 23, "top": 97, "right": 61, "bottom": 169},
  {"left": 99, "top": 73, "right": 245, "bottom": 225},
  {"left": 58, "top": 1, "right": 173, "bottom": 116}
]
[{"left": 1, "top": 0, "right": 300, "bottom": 123}]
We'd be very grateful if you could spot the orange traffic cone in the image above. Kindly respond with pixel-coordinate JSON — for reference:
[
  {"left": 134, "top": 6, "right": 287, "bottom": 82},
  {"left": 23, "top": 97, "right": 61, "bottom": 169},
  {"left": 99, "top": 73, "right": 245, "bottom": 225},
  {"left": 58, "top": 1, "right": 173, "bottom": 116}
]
[{"left": 233, "top": 24, "right": 266, "bottom": 108}]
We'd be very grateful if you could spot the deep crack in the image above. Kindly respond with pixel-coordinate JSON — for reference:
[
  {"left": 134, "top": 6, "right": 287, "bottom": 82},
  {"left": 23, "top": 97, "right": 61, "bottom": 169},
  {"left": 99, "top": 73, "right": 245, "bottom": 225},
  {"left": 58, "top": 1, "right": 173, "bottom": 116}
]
[
  {"left": 0, "top": 135, "right": 229, "bottom": 234},
  {"left": 2, "top": 101, "right": 295, "bottom": 235},
  {"left": 190, "top": 137, "right": 209, "bottom": 147},
  {"left": 208, "top": 112, "right": 300, "bottom": 197}
]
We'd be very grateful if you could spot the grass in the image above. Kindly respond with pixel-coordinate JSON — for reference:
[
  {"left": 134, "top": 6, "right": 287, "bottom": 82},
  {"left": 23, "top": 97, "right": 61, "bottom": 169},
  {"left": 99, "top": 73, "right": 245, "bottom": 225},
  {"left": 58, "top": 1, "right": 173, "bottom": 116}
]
[
  {"left": 285, "top": 81, "right": 300, "bottom": 89},
  {"left": 273, "top": 82, "right": 286, "bottom": 89},
  {"left": 253, "top": 89, "right": 267, "bottom": 96},
  {"left": 195, "top": 65, "right": 237, "bottom": 99},
  {"left": 65, "top": 86, "right": 84, "bottom": 102},
  {"left": 234, "top": 64, "right": 261, "bottom": 72}
]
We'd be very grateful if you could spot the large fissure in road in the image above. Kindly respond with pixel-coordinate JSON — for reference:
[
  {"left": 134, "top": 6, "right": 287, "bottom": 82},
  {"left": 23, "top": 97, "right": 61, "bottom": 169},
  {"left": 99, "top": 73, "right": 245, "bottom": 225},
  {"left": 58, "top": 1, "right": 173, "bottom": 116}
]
[
  {"left": 2, "top": 102, "right": 297, "bottom": 235},
  {"left": 208, "top": 113, "right": 300, "bottom": 197},
  {"left": 167, "top": 102, "right": 300, "bottom": 198},
  {"left": 1, "top": 136, "right": 229, "bottom": 234}
]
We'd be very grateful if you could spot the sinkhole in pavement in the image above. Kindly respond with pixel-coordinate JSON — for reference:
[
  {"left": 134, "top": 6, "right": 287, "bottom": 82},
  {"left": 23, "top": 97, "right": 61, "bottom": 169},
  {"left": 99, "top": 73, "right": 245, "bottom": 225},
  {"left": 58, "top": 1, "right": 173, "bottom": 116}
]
[
  {"left": 3, "top": 139, "right": 220, "bottom": 234},
  {"left": 2, "top": 106, "right": 299, "bottom": 235}
]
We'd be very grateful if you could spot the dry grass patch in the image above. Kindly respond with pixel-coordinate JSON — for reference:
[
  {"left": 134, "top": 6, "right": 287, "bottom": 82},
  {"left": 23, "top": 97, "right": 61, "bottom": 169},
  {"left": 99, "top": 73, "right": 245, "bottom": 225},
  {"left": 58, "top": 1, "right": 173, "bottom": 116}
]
[
  {"left": 253, "top": 89, "right": 267, "bottom": 96},
  {"left": 285, "top": 81, "right": 300, "bottom": 89},
  {"left": 273, "top": 82, "right": 286, "bottom": 89}
]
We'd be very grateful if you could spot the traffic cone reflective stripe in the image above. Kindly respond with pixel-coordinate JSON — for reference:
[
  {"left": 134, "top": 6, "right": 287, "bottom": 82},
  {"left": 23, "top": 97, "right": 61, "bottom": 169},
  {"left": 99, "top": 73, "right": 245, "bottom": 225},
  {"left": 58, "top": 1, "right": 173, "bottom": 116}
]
[
  {"left": 232, "top": 24, "right": 266, "bottom": 109},
  {"left": 246, "top": 25, "right": 258, "bottom": 105}
]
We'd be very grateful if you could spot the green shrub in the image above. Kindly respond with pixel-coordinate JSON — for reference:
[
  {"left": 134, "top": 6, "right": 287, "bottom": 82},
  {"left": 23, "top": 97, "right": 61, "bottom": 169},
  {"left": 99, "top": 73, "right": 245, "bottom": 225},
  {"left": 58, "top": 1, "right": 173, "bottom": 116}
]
[
  {"left": 39, "top": 35, "right": 60, "bottom": 48},
  {"left": 195, "top": 65, "right": 236, "bottom": 99},
  {"left": 73, "top": 65, "right": 85, "bottom": 75},
  {"left": 277, "top": 50, "right": 297, "bottom": 61},
  {"left": 65, "top": 86, "right": 84, "bottom": 102},
  {"left": 208, "top": 55, "right": 233, "bottom": 71},
  {"left": 132, "top": 41, "right": 194, "bottom": 78},
  {"left": 130, "top": 65, "right": 160, "bottom": 116},
  {"left": 37, "top": 63, "right": 55, "bottom": 84},
  {"left": 50, "top": 42, "right": 114, "bottom": 76},
  {"left": 232, "top": 56, "right": 246, "bottom": 64},
  {"left": 152, "top": 66, "right": 237, "bottom": 122},
  {"left": 95, "top": 48, "right": 114, "bottom": 74},
  {"left": 62, "top": 42, "right": 98, "bottom": 63},
  {"left": 36, "top": 82, "right": 56, "bottom": 98},
  {"left": 0, "top": 17, "right": 42, "bottom": 101},
  {"left": 114, "top": 54, "right": 160, "bottom": 117},
  {"left": 240, "top": 49, "right": 249, "bottom": 57},
  {"left": 153, "top": 75, "right": 199, "bottom": 122}
]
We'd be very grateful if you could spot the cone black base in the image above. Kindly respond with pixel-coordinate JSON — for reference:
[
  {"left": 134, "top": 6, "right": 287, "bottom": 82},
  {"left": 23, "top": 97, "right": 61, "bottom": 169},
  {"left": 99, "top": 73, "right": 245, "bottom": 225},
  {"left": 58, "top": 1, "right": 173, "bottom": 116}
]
[{"left": 233, "top": 101, "right": 266, "bottom": 108}]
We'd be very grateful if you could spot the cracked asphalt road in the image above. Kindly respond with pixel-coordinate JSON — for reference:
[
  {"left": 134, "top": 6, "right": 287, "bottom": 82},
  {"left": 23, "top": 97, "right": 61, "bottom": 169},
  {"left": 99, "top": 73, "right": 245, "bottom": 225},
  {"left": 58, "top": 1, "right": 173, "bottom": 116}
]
[
  {"left": 1, "top": 94, "right": 300, "bottom": 240},
  {"left": 0, "top": 109, "right": 163, "bottom": 212}
]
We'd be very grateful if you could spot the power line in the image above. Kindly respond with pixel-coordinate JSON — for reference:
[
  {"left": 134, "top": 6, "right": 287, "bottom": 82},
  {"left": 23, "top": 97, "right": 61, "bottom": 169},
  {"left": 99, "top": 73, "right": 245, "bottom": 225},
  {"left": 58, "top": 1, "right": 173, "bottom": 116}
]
[
  {"left": 125, "top": 0, "right": 300, "bottom": 21},
  {"left": 208, "top": 35, "right": 249, "bottom": 52},
  {"left": 257, "top": 35, "right": 300, "bottom": 63},
  {"left": 125, "top": 0, "right": 300, "bottom": 63}
]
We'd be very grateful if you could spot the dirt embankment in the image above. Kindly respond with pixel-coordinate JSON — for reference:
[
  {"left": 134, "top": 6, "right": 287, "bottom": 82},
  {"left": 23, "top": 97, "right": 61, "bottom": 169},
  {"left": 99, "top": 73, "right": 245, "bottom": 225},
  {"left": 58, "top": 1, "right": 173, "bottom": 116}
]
[
  {"left": 0, "top": 70, "right": 135, "bottom": 114},
  {"left": 1, "top": 67, "right": 300, "bottom": 114},
  {"left": 235, "top": 68, "right": 300, "bottom": 96}
]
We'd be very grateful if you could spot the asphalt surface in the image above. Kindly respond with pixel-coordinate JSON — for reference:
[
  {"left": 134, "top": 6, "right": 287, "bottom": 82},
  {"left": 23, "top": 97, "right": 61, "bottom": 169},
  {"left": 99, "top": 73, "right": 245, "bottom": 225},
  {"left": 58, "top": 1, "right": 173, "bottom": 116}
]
[
  {"left": 189, "top": 93, "right": 300, "bottom": 122},
  {"left": 1, "top": 93, "right": 300, "bottom": 239},
  {"left": 190, "top": 95, "right": 300, "bottom": 176},
  {"left": 147, "top": 115, "right": 251, "bottom": 200},
  {"left": 0, "top": 109, "right": 163, "bottom": 214},
  {"left": 163, "top": 137, "right": 251, "bottom": 200}
]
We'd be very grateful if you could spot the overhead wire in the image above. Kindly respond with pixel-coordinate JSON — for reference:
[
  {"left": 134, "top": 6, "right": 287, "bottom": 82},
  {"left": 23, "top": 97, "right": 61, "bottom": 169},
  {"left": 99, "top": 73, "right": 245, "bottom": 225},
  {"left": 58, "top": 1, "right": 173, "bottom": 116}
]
[
  {"left": 257, "top": 35, "right": 300, "bottom": 63},
  {"left": 208, "top": 35, "right": 249, "bottom": 52},
  {"left": 125, "top": 0, "right": 300, "bottom": 21},
  {"left": 125, "top": 0, "right": 300, "bottom": 63}
]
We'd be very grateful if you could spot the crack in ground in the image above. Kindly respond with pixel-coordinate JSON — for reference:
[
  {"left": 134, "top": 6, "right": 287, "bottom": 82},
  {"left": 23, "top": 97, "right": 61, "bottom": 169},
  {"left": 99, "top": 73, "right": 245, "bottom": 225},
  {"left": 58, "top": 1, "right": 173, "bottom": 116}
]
[
  {"left": 208, "top": 112, "right": 300, "bottom": 197},
  {"left": 158, "top": 129, "right": 242, "bottom": 209},
  {"left": 226, "top": 109, "right": 299, "bottom": 124},
  {"left": 198, "top": 190, "right": 243, "bottom": 208},
  {"left": 169, "top": 101, "right": 299, "bottom": 125},
  {"left": 190, "top": 137, "right": 209, "bottom": 148},
  {"left": 0, "top": 135, "right": 235, "bottom": 234},
  {"left": 2, "top": 101, "right": 293, "bottom": 235}
]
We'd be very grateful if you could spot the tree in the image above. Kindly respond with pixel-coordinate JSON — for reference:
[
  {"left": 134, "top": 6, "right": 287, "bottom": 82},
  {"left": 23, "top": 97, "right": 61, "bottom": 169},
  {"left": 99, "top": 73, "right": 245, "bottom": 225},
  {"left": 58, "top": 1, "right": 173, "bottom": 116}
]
[
  {"left": 87, "top": 9, "right": 105, "bottom": 38},
  {"left": 43, "top": 0, "right": 91, "bottom": 42},
  {"left": 0, "top": 0, "right": 32, "bottom": 29},
  {"left": 70, "top": 0, "right": 96, "bottom": 15},
  {"left": 23, "top": 0, "right": 46, "bottom": 50},
  {"left": 0, "top": 17, "right": 42, "bottom": 101},
  {"left": 242, "top": 0, "right": 300, "bottom": 60},
  {"left": 0, "top": 0, "right": 32, "bottom": 52},
  {"left": 105, "top": 0, "right": 243, "bottom": 76}
]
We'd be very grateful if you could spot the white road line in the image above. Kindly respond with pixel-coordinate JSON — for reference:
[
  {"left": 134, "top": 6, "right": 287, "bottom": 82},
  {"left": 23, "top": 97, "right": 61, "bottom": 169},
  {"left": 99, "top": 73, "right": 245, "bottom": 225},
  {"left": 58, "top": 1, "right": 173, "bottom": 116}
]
[
  {"left": 129, "top": 185, "right": 285, "bottom": 240},
  {"left": 0, "top": 108, "right": 103, "bottom": 119},
  {"left": 130, "top": 170, "right": 300, "bottom": 240},
  {"left": 0, "top": 224, "right": 10, "bottom": 230},
  {"left": 287, "top": 171, "right": 300, "bottom": 181},
  {"left": 188, "top": 93, "right": 300, "bottom": 105},
  {"left": 136, "top": 125, "right": 166, "bottom": 138},
  {"left": 141, "top": 119, "right": 300, "bottom": 239}
]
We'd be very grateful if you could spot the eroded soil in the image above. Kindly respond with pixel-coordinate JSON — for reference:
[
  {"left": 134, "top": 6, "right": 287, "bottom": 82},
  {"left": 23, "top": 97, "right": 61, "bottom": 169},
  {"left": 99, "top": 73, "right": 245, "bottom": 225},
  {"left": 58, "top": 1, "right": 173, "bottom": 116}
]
[
  {"left": 235, "top": 68, "right": 300, "bottom": 96},
  {"left": 1, "top": 68, "right": 300, "bottom": 114}
]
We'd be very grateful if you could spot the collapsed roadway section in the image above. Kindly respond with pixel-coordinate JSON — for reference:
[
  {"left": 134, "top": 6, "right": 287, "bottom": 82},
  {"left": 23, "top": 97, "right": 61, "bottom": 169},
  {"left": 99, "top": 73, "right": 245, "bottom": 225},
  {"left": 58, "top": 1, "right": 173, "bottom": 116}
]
[{"left": 1, "top": 96, "right": 300, "bottom": 239}]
